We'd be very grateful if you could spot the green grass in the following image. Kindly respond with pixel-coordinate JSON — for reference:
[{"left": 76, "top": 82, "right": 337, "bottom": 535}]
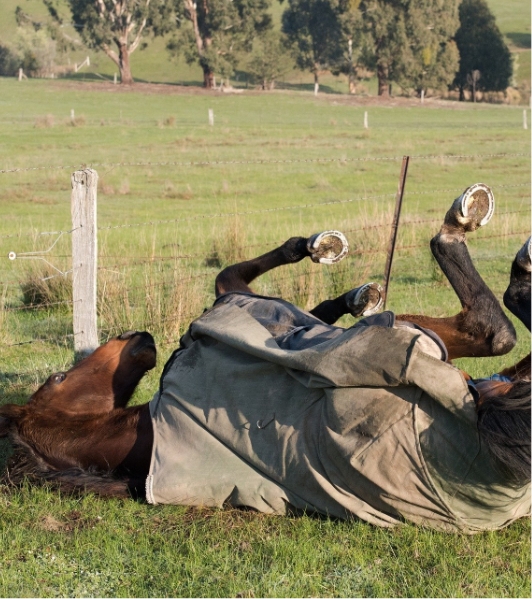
[{"left": 0, "top": 80, "right": 530, "bottom": 597}]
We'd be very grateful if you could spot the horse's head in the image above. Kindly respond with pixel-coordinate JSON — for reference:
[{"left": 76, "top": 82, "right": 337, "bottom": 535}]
[{"left": 0, "top": 331, "right": 156, "bottom": 440}]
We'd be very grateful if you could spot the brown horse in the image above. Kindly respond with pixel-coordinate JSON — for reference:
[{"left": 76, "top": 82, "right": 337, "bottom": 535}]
[{"left": 0, "top": 186, "right": 530, "bottom": 530}]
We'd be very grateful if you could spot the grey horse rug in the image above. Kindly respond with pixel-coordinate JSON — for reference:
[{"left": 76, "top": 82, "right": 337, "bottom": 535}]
[{"left": 146, "top": 293, "right": 530, "bottom": 533}]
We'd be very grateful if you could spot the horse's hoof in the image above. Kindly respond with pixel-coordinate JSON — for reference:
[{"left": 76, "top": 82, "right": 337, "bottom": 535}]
[
  {"left": 453, "top": 183, "right": 495, "bottom": 230},
  {"left": 515, "top": 236, "right": 531, "bottom": 273},
  {"left": 345, "top": 282, "right": 383, "bottom": 317},
  {"left": 307, "top": 231, "right": 349, "bottom": 264}
]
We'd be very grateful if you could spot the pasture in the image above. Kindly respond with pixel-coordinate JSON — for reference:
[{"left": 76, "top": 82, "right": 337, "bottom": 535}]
[{"left": 0, "top": 78, "right": 530, "bottom": 597}]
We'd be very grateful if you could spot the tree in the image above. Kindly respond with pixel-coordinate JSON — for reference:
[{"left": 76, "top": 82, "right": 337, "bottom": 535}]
[
  {"left": 281, "top": 0, "right": 349, "bottom": 94},
  {"left": 359, "top": 0, "right": 460, "bottom": 97},
  {"left": 454, "top": 0, "right": 513, "bottom": 101},
  {"left": 247, "top": 31, "right": 293, "bottom": 90},
  {"left": 394, "top": 1, "right": 460, "bottom": 97},
  {"left": 328, "top": 1, "right": 366, "bottom": 94},
  {"left": 166, "top": 0, "right": 272, "bottom": 89},
  {"left": 45, "top": 0, "right": 172, "bottom": 84},
  {"left": 13, "top": 27, "right": 58, "bottom": 77}
]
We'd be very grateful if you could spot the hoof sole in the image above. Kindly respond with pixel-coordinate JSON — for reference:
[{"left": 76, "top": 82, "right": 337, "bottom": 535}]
[
  {"left": 307, "top": 231, "right": 349, "bottom": 264},
  {"left": 346, "top": 282, "right": 383, "bottom": 317},
  {"left": 457, "top": 183, "right": 495, "bottom": 229}
]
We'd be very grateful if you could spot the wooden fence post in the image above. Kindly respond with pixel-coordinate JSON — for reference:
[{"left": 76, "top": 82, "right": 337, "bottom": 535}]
[{"left": 71, "top": 169, "right": 98, "bottom": 356}]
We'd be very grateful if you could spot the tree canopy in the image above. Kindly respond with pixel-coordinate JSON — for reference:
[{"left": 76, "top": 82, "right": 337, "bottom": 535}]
[
  {"left": 166, "top": 0, "right": 272, "bottom": 88},
  {"left": 358, "top": 0, "right": 460, "bottom": 96},
  {"left": 454, "top": 0, "right": 513, "bottom": 100},
  {"left": 49, "top": 0, "right": 173, "bottom": 84},
  {"left": 281, "top": 0, "right": 358, "bottom": 93}
]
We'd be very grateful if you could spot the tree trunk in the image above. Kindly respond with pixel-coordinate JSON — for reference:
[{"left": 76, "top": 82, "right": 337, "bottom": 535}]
[
  {"left": 377, "top": 63, "right": 389, "bottom": 97},
  {"left": 203, "top": 64, "right": 214, "bottom": 88},
  {"left": 459, "top": 84, "right": 465, "bottom": 102},
  {"left": 348, "top": 67, "right": 357, "bottom": 94},
  {"left": 118, "top": 42, "right": 134, "bottom": 85}
]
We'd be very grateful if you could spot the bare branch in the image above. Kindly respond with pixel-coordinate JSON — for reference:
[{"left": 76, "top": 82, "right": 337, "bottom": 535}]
[
  {"left": 100, "top": 42, "right": 120, "bottom": 66},
  {"left": 130, "top": 18, "right": 148, "bottom": 54}
]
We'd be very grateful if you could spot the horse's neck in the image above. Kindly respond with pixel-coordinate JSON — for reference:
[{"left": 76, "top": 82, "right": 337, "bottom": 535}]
[{"left": 36, "top": 403, "right": 153, "bottom": 475}]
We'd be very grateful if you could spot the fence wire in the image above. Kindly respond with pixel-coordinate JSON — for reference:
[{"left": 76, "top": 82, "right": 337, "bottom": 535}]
[
  {"left": 0, "top": 151, "right": 529, "bottom": 175},
  {"left": 2, "top": 152, "right": 530, "bottom": 390}
]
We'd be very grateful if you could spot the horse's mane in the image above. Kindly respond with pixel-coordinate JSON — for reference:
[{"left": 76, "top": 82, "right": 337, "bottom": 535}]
[
  {"left": 477, "top": 380, "right": 531, "bottom": 486},
  {"left": 2, "top": 431, "right": 135, "bottom": 499}
]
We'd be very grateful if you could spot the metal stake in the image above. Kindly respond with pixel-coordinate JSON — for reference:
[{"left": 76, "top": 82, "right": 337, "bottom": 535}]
[{"left": 383, "top": 156, "right": 410, "bottom": 309}]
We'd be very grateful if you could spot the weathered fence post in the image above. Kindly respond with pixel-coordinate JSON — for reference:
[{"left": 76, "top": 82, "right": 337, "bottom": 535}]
[{"left": 71, "top": 169, "right": 98, "bottom": 356}]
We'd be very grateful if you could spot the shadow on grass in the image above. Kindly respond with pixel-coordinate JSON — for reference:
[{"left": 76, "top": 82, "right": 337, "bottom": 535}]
[
  {"left": 275, "top": 81, "right": 343, "bottom": 94},
  {"left": 61, "top": 72, "right": 206, "bottom": 87},
  {"left": 506, "top": 32, "right": 531, "bottom": 49}
]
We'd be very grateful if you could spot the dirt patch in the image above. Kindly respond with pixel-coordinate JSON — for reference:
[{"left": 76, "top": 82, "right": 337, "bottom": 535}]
[
  {"left": 47, "top": 80, "right": 222, "bottom": 97},
  {"left": 37, "top": 510, "right": 103, "bottom": 533},
  {"left": 44, "top": 80, "right": 491, "bottom": 110}
]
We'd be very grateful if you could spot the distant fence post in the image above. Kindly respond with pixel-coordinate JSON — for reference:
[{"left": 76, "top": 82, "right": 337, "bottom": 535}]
[{"left": 71, "top": 169, "right": 98, "bottom": 356}]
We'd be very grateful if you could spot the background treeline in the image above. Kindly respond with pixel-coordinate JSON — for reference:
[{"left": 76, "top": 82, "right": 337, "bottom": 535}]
[{"left": 0, "top": 0, "right": 529, "bottom": 102}]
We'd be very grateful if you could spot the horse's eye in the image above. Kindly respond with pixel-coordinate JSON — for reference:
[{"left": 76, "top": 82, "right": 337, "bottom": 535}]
[{"left": 51, "top": 373, "right": 66, "bottom": 384}]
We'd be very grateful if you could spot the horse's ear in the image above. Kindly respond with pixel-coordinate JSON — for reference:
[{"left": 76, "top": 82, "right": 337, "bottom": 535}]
[{"left": 0, "top": 404, "right": 24, "bottom": 437}]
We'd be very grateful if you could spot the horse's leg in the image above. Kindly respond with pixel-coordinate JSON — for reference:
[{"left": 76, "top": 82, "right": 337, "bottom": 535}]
[
  {"left": 503, "top": 237, "right": 531, "bottom": 331},
  {"left": 309, "top": 282, "right": 383, "bottom": 324},
  {"left": 498, "top": 238, "right": 531, "bottom": 381},
  {"left": 215, "top": 231, "right": 348, "bottom": 297},
  {"left": 396, "top": 185, "right": 517, "bottom": 360}
]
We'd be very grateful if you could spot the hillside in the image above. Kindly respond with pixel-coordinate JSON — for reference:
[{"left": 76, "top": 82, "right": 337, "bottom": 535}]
[{"left": 0, "top": 0, "right": 530, "bottom": 96}]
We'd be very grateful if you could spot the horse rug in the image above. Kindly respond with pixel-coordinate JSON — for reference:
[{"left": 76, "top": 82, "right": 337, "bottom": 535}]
[{"left": 146, "top": 293, "right": 530, "bottom": 533}]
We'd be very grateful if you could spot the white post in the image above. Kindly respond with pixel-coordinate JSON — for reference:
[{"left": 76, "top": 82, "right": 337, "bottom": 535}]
[
  {"left": 421, "top": 89, "right": 425, "bottom": 104},
  {"left": 314, "top": 82, "right": 319, "bottom": 96},
  {"left": 524, "top": 110, "right": 528, "bottom": 130},
  {"left": 208, "top": 108, "right": 214, "bottom": 126},
  {"left": 114, "top": 73, "right": 117, "bottom": 84},
  {"left": 70, "top": 109, "right": 75, "bottom": 124},
  {"left": 364, "top": 111, "right": 368, "bottom": 129},
  {"left": 71, "top": 169, "right": 98, "bottom": 356}
]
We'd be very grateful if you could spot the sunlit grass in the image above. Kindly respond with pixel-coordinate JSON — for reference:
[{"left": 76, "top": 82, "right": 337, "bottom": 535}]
[{"left": 0, "top": 79, "right": 530, "bottom": 598}]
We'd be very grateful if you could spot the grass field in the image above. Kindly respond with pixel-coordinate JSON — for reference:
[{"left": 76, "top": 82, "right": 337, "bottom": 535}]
[{"left": 0, "top": 79, "right": 530, "bottom": 597}]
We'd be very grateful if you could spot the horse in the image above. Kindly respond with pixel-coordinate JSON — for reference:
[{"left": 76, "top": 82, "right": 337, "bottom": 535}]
[{"left": 1, "top": 184, "right": 530, "bottom": 532}]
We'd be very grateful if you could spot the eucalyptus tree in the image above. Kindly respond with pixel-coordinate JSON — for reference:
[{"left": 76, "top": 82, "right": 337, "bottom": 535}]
[
  {"left": 281, "top": 0, "right": 350, "bottom": 94},
  {"left": 45, "top": 0, "right": 172, "bottom": 84},
  {"left": 166, "top": 0, "right": 272, "bottom": 88}
]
